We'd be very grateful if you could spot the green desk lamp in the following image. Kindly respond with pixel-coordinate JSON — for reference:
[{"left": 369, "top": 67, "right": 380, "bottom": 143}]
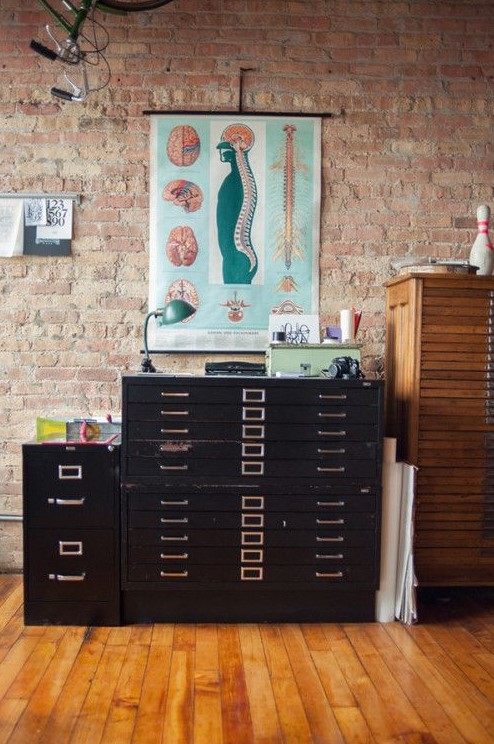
[{"left": 141, "top": 299, "right": 196, "bottom": 373}]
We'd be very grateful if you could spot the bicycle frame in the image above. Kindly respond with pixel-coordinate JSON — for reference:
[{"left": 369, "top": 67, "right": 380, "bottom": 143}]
[{"left": 37, "top": 0, "right": 97, "bottom": 40}]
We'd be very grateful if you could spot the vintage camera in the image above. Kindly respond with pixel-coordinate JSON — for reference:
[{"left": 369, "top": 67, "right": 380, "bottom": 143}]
[{"left": 325, "top": 356, "right": 363, "bottom": 379}]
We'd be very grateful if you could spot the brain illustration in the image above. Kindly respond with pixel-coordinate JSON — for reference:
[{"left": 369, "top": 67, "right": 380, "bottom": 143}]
[
  {"left": 167, "top": 125, "right": 201, "bottom": 167},
  {"left": 165, "top": 226, "right": 199, "bottom": 267},
  {"left": 162, "top": 180, "right": 203, "bottom": 213}
]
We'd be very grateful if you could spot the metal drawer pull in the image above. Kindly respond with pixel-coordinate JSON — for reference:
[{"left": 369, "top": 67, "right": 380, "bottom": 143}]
[
  {"left": 48, "top": 497, "right": 85, "bottom": 506},
  {"left": 58, "top": 465, "right": 82, "bottom": 480},
  {"left": 243, "top": 388, "right": 266, "bottom": 403},
  {"left": 160, "top": 553, "right": 188, "bottom": 560},
  {"left": 59, "top": 541, "right": 83, "bottom": 556},
  {"left": 241, "top": 566, "right": 263, "bottom": 581},
  {"left": 318, "top": 412, "right": 346, "bottom": 418},
  {"left": 161, "top": 391, "right": 190, "bottom": 398},
  {"left": 160, "top": 517, "right": 189, "bottom": 524},
  {"left": 241, "top": 531, "right": 264, "bottom": 546},
  {"left": 317, "top": 466, "right": 345, "bottom": 473},
  {"left": 242, "top": 496, "right": 264, "bottom": 510},
  {"left": 160, "top": 535, "right": 188, "bottom": 542},
  {"left": 316, "top": 553, "right": 344, "bottom": 560},
  {"left": 160, "top": 570, "right": 188, "bottom": 578},
  {"left": 242, "top": 513, "right": 264, "bottom": 528},
  {"left": 159, "top": 465, "right": 189, "bottom": 471},
  {"left": 318, "top": 430, "right": 347, "bottom": 437},
  {"left": 160, "top": 499, "right": 189, "bottom": 506},
  {"left": 242, "top": 461, "right": 264, "bottom": 476},
  {"left": 242, "top": 443, "right": 265, "bottom": 457},
  {"left": 49, "top": 573, "right": 86, "bottom": 582},
  {"left": 160, "top": 410, "right": 189, "bottom": 416},
  {"left": 241, "top": 549, "right": 263, "bottom": 563},
  {"left": 317, "top": 501, "right": 345, "bottom": 507},
  {"left": 316, "top": 536, "right": 344, "bottom": 543},
  {"left": 316, "top": 571, "right": 343, "bottom": 578},
  {"left": 319, "top": 394, "right": 347, "bottom": 400},
  {"left": 317, "top": 448, "right": 346, "bottom": 454},
  {"left": 242, "top": 407, "right": 265, "bottom": 421},
  {"left": 316, "top": 518, "right": 345, "bottom": 525},
  {"left": 161, "top": 428, "right": 189, "bottom": 434},
  {"left": 242, "top": 425, "right": 265, "bottom": 439},
  {"left": 160, "top": 443, "right": 192, "bottom": 452}
]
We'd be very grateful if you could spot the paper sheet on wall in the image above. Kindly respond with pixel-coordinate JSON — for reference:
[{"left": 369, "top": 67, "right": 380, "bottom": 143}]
[
  {"left": 36, "top": 199, "right": 72, "bottom": 240},
  {"left": 0, "top": 199, "right": 24, "bottom": 256}
]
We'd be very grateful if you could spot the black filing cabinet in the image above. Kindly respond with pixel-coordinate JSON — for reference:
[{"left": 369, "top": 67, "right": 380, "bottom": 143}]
[
  {"left": 121, "top": 375, "right": 384, "bottom": 623},
  {"left": 22, "top": 443, "right": 120, "bottom": 625}
]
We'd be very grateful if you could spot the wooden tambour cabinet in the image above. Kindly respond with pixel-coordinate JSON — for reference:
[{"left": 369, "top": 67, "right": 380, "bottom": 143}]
[
  {"left": 121, "top": 374, "right": 384, "bottom": 623},
  {"left": 384, "top": 273, "right": 494, "bottom": 586},
  {"left": 22, "top": 443, "right": 120, "bottom": 625}
]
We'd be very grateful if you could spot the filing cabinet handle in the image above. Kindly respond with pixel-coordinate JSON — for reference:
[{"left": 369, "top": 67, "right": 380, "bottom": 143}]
[
  {"left": 316, "top": 536, "right": 344, "bottom": 542},
  {"left": 161, "top": 392, "right": 190, "bottom": 397},
  {"left": 59, "top": 541, "right": 83, "bottom": 555},
  {"left": 160, "top": 517, "right": 189, "bottom": 524},
  {"left": 318, "top": 430, "right": 347, "bottom": 437},
  {"left": 160, "top": 465, "right": 189, "bottom": 471},
  {"left": 161, "top": 535, "right": 189, "bottom": 542},
  {"left": 160, "top": 570, "right": 188, "bottom": 578},
  {"left": 49, "top": 573, "right": 86, "bottom": 582},
  {"left": 161, "top": 428, "right": 189, "bottom": 434},
  {"left": 317, "top": 466, "right": 345, "bottom": 473},
  {"left": 160, "top": 499, "right": 189, "bottom": 506},
  {"left": 317, "top": 501, "right": 345, "bottom": 507},
  {"left": 316, "top": 553, "right": 344, "bottom": 560},
  {"left": 316, "top": 571, "right": 343, "bottom": 578},
  {"left": 319, "top": 394, "right": 347, "bottom": 400},
  {"left": 48, "top": 497, "right": 85, "bottom": 507},
  {"left": 160, "top": 553, "right": 188, "bottom": 560},
  {"left": 160, "top": 410, "right": 190, "bottom": 416},
  {"left": 160, "top": 443, "right": 192, "bottom": 452},
  {"left": 317, "top": 448, "right": 346, "bottom": 454},
  {"left": 58, "top": 465, "right": 82, "bottom": 480},
  {"left": 316, "top": 518, "right": 345, "bottom": 525},
  {"left": 318, "top": 412, "right": 346, "bottom": 419}
]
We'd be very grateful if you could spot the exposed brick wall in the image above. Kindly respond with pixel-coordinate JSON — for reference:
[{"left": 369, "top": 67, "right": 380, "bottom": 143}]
[{"left": 0, "top": 0, "right": 492, "bottom": 570}]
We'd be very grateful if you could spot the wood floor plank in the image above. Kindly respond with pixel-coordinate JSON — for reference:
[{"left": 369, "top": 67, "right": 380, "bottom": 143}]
[
  {"left": 344, "top": 625, "right": 430, "bottom": 739},
  {"left": 259, "top": 624, "right": 313, "bottom": 744},
  {"left": 131, "top": 644, "right": 172, "bottom": 744},
  {"left": 281, "top": 624, "right": 346, "bottom": 744},
  {"left": 162, "top": 648, "right": 194, "bottom": 744},
  {"left": 386, "top": 622, "right": 494, "bottom": 743},
  {"left": 100, "top": 641, "right": 150, "bottom": 744},
  {"left": 366, "top": 624, "right": 467, "bottom": 744},
  {"left": 0, "top": 699, "right": 27, "bottom": 743},
  {"left": 238, "top": 624, "right": 282, "bottom": 744},
  {"left": 68, "top": 641, "right": 127, "bottom": 744},
  {"left": 322, "top": 624, "right": 409, "bottom": 742},
  {"left": 405, "top": 625, "right": 494, "bottom": 737},
  {"left": 4, "top": 627, "right": 86, "bottom": 744},
  {"left": 218, "top": 625, "right": 255, "bottom": 744},
  {"left": 36, "top": 629, "right": 109, "bottom": 744},
  {"left": 194, "top": 625, "right": 223, "bottom": 744}
]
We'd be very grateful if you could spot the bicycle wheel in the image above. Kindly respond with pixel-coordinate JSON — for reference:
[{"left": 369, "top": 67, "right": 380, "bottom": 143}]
[{"left": 98, "top": 0, "right": 174, "bottom": 10}]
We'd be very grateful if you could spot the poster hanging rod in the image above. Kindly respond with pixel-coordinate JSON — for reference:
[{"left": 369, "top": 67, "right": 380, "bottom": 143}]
[
  {"left": 0, "top": 192, "right": 81, "bottom": 205},
  {"left": 143, "top": 110, "right": 333, "bottom": 118}
]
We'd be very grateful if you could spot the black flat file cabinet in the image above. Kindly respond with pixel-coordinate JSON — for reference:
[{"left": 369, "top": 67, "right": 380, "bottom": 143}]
[
  {"left": 121, "top": 375, "right": 384, "bottom": 623},
  {"left": 22, "top": 443, "right": 120, "bottom": 625}
]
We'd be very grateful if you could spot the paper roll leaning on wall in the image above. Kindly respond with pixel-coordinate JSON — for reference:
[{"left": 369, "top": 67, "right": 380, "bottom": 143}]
[{"left": 375, "top": 437, "right": 418, "bottom": 624}]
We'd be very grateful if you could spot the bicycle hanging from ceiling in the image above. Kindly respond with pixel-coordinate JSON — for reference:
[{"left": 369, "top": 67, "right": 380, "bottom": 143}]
[{"left": 31, "top": 0, "right": 175, "bottom": 102}]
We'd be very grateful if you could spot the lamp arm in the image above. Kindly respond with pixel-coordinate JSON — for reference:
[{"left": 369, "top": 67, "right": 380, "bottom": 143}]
[{"left": 141, "top": 311, "right": 158, "bottom": 373}]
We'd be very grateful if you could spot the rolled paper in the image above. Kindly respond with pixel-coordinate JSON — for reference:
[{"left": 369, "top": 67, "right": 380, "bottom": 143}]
[{"left": 340, "top": 308, "right": 355, "bottom": 342}]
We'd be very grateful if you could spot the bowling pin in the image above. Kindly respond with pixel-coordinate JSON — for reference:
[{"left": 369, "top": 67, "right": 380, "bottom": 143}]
[{"left": 469, "top": 204, "right": 493, "bottom": 275}]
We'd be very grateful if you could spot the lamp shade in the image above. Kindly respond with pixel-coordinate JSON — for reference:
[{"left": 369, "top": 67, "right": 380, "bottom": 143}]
[
  {"left": 141, "top": 298, "right": 196, "bottom": 373},
  {"left": 158, "top": 299, "right": 196, "bottom": 325}
]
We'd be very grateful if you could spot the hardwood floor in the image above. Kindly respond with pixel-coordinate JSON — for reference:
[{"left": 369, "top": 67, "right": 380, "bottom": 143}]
[{"left": 1, "top": 576, "right": 494, "bottom": 743}]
